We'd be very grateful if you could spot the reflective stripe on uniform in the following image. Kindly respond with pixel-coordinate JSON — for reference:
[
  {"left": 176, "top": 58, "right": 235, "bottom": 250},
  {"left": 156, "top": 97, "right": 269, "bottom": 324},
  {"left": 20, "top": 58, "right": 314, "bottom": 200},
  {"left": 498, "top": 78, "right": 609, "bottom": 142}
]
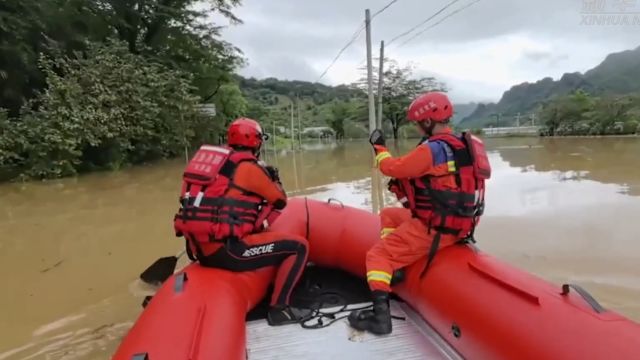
[
  {"left": 367, "top": 270, "right": 392, "bottom": 284},
  {"left": 447, "top": 160, "right": 456, "bottom": 172},
  {"left": 443, "top": 143, "right": 456, "bottom": 172},
  {"left": 375, "top": 151, "right": 391, "bottom": 167},
  {"left": 380, "top": 227, "right": 395, "bottom": 238}
]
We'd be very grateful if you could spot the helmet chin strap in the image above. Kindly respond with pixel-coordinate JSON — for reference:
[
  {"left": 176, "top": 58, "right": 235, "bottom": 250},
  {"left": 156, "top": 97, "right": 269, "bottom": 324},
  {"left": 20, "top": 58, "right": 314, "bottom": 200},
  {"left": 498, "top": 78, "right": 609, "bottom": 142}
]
[
  {"left": 419, "top": 120, "right": 436, "bottom": 137},
  {"left": 254, "top": 142, "right": 262, "bottom": 157}
]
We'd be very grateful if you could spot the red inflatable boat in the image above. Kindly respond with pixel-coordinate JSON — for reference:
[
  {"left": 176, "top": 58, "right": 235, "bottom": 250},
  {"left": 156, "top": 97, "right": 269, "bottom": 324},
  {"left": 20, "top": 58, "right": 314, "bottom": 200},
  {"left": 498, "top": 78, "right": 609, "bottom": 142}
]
[{"left": 114, "top": 198, "right": 640, "bottom": 360}]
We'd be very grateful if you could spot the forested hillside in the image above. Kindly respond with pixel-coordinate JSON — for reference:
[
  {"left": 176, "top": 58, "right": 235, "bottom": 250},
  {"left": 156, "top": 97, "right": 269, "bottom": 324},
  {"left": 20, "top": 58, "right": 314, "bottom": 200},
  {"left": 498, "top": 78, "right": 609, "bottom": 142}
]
[{"left": 461, "top": 46, "right": 640, "bottom": 128}]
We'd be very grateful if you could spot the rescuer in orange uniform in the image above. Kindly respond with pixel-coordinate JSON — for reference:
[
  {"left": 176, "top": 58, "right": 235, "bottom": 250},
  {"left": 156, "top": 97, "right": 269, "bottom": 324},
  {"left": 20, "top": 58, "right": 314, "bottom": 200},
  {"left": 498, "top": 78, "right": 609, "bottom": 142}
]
[
  {"left": 174, "top": 118, "right": 309, "bottom": 326},
  {"left": 349, "top": 92, "right": 491, "bottom": 335}
]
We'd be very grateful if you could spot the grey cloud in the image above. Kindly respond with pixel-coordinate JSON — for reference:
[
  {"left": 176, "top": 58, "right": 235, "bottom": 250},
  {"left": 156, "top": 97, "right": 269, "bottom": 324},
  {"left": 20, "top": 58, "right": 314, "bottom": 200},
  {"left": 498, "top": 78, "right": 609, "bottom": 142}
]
[
  {"left": 523, "top": 50, "right": 553, "bottom": 62},
  {"left": 219, "top": 0, "right": 640, "bottom": 101},
  {"left": 240, "top": 53, "right": 320, "bottom": 81},
  {"left": 522, "top": 51, "right": 570, "bottom": 67}
]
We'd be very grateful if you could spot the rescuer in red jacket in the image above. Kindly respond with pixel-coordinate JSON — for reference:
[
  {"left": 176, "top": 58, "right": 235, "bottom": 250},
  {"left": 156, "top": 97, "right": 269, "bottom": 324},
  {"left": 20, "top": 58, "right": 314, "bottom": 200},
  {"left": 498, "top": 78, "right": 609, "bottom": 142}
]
[
  {"left": 174, "top": 118, "right": 309, "bottom": 326},
  {"left": 349, "top": 92, "right": 491, "bottom": 335}
]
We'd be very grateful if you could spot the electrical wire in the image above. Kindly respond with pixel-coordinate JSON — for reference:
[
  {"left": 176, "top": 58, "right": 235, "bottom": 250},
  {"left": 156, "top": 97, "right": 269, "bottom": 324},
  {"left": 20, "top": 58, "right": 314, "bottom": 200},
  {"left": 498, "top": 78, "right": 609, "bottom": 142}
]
[
  {"left": 316, "top": 0, "right": 401, "bottom": 82},
  {"left": 387, "top": 0, "right": 461, "bottom": 46},
  {"left": 396, "top": 0, "right": 481, "bottom": 47}
]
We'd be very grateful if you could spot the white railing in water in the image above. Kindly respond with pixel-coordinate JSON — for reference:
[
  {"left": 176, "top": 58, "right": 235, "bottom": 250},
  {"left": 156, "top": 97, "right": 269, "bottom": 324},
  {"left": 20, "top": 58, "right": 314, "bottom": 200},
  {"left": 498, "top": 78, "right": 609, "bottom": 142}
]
[{"left": 482, "top": 126, "right": 540, "bottom": 136}]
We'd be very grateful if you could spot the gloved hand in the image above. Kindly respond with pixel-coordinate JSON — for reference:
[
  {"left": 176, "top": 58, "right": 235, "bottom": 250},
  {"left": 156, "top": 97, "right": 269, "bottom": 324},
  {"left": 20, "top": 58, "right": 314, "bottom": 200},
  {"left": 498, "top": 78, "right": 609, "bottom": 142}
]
[
  {"left": 369, "top": 129, "right": 386, "bottom": 149},
  {"left": 265, "top": 166, "right": 280, "bottom": 182},
  {"left": 387, "top": 179, "right": 409, "bottom": 208},
  {"left": 387, "top": 178, "right": 401, "bottom": 193}
]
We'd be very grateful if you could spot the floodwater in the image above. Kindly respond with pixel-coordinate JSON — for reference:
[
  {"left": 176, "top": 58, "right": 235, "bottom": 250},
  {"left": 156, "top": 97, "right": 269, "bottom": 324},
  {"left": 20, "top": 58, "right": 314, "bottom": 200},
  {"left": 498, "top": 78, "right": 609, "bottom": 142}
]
[{"left": 1, "top": 137, "right": 640, "bottom": 359}]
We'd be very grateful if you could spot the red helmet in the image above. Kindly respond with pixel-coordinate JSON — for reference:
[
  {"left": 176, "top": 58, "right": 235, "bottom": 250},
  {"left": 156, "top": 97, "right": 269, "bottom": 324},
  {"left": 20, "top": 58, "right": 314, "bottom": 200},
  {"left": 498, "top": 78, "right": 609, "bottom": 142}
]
[
  {"left": 227, "top": 117, "right": 264, "bottom": 149},
  {"left": 407, "top": 92, "right": 453, "bottom": 123}
]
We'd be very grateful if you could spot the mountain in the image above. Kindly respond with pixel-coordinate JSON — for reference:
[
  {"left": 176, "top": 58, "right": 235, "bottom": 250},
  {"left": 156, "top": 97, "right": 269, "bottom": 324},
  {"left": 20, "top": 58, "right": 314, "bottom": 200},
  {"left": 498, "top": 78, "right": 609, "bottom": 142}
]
[
  {"left": 452, "top": 103, "right": 478, "bottom": 124},
  {"left": 460, "top": 46, "right": 640, "bottom": 128}
]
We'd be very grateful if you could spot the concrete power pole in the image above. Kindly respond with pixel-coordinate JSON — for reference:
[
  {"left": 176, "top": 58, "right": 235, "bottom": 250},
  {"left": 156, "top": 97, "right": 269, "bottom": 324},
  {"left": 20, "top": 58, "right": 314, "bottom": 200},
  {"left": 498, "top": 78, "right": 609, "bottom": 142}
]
[
  {"left": 297, "top": 96, "right": 302, "bottom": 146},
  {"left": 272, "top": 120, "right": 276, "bottom": 149},
  {"left": 290, "top": 100, "right": 294, "bottom": 151},
  {"left": 365, "top": 9, "right": 376, "bottom": 134},
  {"left": 516, "top": 112, "right": 521, "bottom": 127},
  {"left": 376, "top": 41, "right": 384, "bottom": 130},
  {"left": 530, "top": 113, "right": 536, "bottom": 126}
]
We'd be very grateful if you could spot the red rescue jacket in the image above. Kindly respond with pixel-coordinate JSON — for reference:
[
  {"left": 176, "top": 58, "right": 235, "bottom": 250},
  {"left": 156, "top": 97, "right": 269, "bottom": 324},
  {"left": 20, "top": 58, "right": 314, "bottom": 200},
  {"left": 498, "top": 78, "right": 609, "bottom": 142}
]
[
  {"left": 173, "top": 145, "right": 275, "bottom": 258},
  {"left": 399, "top": 132, "right": 491, "bottom": 240}
]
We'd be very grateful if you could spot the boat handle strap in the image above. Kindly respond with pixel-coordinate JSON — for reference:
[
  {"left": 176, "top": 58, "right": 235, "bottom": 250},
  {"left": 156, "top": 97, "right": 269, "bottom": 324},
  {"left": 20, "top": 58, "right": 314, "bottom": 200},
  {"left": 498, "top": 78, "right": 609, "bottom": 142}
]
[
  {"left": 561, "top": 283, "right": 606, "bottom": 314},
  {"left": 327, "top": 198, "right": 344, "bottom": 208}
]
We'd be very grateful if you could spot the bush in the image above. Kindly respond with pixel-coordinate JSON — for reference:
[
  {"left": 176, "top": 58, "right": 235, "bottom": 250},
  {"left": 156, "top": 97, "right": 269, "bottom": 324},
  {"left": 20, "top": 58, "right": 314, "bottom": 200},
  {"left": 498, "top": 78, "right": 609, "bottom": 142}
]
[
  {"left": 398, "top": 123, "right": 421, "bottom": 138},
  {"left": 344, "top": 120, "right": 368, "bottom": 139},
  {"left": 1, "top": 42, "right": 211, "bottom": 180}
]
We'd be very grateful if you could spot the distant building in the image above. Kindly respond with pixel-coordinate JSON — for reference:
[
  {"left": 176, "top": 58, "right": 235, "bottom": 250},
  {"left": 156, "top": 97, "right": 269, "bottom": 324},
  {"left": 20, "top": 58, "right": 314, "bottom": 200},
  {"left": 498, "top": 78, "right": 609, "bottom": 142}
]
[{"left": 302, "top": 127, "right": 335, "bottom": 138}]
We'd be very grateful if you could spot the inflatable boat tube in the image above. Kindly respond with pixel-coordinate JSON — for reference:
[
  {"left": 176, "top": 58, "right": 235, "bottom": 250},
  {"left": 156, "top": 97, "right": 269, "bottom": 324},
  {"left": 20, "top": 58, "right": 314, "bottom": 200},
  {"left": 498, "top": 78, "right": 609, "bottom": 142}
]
[{"left": 113, "top": 198, "right": 640, "bottom": 360}]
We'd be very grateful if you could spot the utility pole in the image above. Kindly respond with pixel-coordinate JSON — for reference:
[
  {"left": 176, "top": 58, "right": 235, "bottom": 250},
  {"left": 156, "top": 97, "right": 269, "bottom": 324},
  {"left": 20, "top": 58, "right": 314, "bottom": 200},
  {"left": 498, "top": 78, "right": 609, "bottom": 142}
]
[
  {"left": 516, "top": 112, "right": 521, "bottom": 127},
  {"left": 376, "top": 41, "right": 385, "bottom": 130},
  {"left": 365, "top": 9, "right": 376, "bottom": 134},
  {"left": 530, "top": 113, "right": 536, "bottom": 126},
  {"left": 272, "top": 120, "right": 276, "bottom": 149},
  {"left": 290, "top": 100, "right": 294, "bottom": 151},
  {"left": 297, "top": 95, "right": 302, "bottom": 146}
]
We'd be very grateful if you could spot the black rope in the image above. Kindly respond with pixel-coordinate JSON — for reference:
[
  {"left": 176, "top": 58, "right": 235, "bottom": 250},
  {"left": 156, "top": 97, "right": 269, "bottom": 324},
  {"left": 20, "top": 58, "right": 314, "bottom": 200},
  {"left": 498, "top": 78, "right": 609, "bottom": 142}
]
[{"left": 298, "top": 292, "right": 405, "bottom": 329}]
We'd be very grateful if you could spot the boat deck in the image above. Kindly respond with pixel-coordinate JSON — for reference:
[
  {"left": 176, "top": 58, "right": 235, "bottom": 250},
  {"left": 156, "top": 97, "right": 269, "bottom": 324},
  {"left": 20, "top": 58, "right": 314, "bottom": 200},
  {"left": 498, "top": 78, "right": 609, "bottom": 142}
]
[{"left": 246, "top": 301, "right": 463, "bottom": 360}]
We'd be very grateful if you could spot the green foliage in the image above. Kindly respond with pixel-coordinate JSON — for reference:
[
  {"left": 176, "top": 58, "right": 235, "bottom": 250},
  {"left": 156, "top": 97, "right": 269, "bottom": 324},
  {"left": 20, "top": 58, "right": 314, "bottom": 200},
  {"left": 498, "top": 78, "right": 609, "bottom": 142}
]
[
  {"left": 398, "top": 123, "right": 421, "bottom": 139},
  {"left": 213, "top": 83, "right": 248, "bottom": 126},
  {"left": 539, "top": 90, "right": 640, "bottom": 136},
  {"left": 343, "top": 121, "right": 368, "bottom": 139},
  {"left": 0, "top": 0, "right": 246, "bottom": 181},
  {"left": 0, "top": 42, "right": 208, "bottom": 179},
  {"left": 0, "top": 0, "right": 242, "bottom": 113},
  {"left": 238, "top": 76, "right": 364, "bottom": 135},
  {"left": 326, "top": 101, "right": 352, "bottom": 140},
  {"left": 353, "top": 59, "right": 447, "bottom": 139},
  {"left": 0, "top": 0, "right": 109, "bottom": 115}
]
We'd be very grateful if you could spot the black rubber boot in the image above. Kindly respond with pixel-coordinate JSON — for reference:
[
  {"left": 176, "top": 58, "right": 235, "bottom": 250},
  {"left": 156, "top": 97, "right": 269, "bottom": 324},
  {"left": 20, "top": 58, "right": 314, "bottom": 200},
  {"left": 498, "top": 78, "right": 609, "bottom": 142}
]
[
  {"left": 267, "top": 305, "right": 301, "bottom": 326},
  {"left": 348, "top": 290, "right": 392, "bottom": 335},
  {"left": 391, "top": 269, "right": 405, "bottom": 286}
]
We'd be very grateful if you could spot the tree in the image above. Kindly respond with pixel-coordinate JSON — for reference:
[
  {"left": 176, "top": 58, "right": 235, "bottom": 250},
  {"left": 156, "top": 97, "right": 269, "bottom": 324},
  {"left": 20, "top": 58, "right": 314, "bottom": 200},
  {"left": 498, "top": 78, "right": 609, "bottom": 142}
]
[
  {"left": 0, "top": 0, "right": 110, "bottom": 115},
  {"left": 0, "top": 0, "right": 243, "bottom": 115},
  {"left": 326, "top": 101, "right": 352, "bottom": 140},
  {"left": 213, "top": 83, "right": 248, "bottom": 127},
  {"left": 2, "top": 42, "right": 203, "bottom": 179},
  {"left": 538, "top": 91, "right": 640, "bottom": 136},
  {"left": 353, "top": 59, "right": 447, "bottom": 139}
]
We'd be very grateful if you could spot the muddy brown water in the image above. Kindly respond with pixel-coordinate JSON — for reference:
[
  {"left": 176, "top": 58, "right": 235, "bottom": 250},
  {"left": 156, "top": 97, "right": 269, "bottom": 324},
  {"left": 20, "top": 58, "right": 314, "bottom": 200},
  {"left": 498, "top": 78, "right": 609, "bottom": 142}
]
[{"left": 1, "top": 137, "right": 640, "bottom": 359}]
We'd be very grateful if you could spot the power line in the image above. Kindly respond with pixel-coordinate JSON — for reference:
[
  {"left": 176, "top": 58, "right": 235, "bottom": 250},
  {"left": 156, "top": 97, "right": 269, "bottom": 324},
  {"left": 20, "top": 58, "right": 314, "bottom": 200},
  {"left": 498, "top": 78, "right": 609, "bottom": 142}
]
[
  {"left": 387, "top": 0, "right": 461, "bottom": 46},
  {"left": 316, "top": 23, "right": 365, "bottom": 82},
  {"left": 397, "top": 0, "right": 481, "bottom": 47},
  {"left": 316, "top": 0, "right": 401, "bottom": 82},
  {"left": 372, "top": 0, "right": 400, "bottom": 18}
]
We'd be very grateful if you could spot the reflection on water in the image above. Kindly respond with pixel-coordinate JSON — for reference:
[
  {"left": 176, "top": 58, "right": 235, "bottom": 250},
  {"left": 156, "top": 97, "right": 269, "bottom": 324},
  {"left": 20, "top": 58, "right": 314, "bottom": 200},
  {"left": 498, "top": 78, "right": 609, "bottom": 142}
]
[{"left": 1, "top": 137, "right": 640, "bottom": 359}]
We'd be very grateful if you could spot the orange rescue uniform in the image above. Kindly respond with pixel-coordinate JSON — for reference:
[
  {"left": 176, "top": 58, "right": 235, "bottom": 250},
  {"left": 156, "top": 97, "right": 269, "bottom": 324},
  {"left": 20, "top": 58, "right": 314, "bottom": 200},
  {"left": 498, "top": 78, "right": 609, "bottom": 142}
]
[
  {"left": 199, "top": 160, "right": 309, "bottom": 306},
  {"left": 367, "top": 134, "right": 461, "bottom": 292}
]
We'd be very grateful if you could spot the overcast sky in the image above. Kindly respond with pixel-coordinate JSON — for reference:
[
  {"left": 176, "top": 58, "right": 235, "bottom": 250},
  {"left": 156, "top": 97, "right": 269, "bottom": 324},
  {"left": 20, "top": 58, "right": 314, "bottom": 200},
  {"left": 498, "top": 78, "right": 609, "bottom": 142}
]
[{"left": 215, "top": 0, "right": 640, "bottom": 103}]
